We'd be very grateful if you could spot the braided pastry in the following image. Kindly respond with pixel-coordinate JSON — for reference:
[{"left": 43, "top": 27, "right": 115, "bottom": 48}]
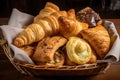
[{"left": 66, "top": 37, "right": 92, "bottom": 64}]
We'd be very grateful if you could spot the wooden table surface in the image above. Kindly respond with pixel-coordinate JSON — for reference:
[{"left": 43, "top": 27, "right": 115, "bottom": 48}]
[{"left": 0, "top": 18, "right": 120, "bottom": 80}]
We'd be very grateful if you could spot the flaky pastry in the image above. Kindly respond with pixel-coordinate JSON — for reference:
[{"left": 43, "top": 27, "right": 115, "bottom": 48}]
[
  {"left": 13, "top": 2, "right": 67, "bottom": 47},
  {"left": 80, "top": 25, "right": 110, "bottom": 59},
  {"left": 13, "top": 23, "right": 45, "bottom": 47},
  {"left": 34, "top": 2, "right": 59, "bottom": 22},
  {"left": 58, "top": 9, "right": 88, "bottom": 39},
  {"left": 32, "top": 36, "right": 67, "bottom": 66},
  {"left": 66, "top": 37, "right": 92, "bottom": 64}
]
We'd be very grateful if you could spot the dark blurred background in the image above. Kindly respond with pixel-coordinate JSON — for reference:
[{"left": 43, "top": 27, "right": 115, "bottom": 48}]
[{"left": 0, "top": 0, "right": 120, "bottom": 19}]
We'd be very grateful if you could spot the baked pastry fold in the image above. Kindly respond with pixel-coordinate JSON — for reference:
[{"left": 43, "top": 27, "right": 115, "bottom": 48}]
[
  {"left": 32, "top": 36, "right": 67, "bottom": 67},
  {"left": 80, "top": 25, "right": 110, "bottom": 59},
  {"left": 58, "top": 9, "right": 88, "bottom": 39}
]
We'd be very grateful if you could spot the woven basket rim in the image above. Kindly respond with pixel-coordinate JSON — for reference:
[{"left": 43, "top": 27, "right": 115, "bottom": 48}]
[{"left": 13, "top": 57, "right": 110, "bottom": 71}]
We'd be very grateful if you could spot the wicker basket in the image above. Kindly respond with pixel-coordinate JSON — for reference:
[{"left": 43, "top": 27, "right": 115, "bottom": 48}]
[{"left": 0, "top": 28, "right": 110, "bottom": 77}]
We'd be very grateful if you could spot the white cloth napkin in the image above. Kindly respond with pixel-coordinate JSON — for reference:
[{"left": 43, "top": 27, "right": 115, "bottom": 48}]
[
  {"left": 0, "top": 9, "right": 120, "bottom": 64},
  {"left": 103, "top": 20, "right": 120, "bottom": 62},
  {"left": 0, "top": 9, "right": 34, "bottom": 64}
]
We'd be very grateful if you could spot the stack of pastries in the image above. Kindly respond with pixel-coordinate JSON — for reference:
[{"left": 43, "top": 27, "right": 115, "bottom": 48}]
[{"left": 13, "top": 2, "right": 110, "bottom": 67}]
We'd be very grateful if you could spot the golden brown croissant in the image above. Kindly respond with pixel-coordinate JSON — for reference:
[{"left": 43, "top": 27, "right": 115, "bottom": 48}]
[
  {"left": 80, "top": 25, "right": 110, "bottom": 59},
  {"left": 58, "top": 9, "right": 88, "bottom": 39},
  {"left": 13, "top": 23, "right": 45, "bottom": 47},
  {"left": 66, "top": 37, "right": 92, "bottom": 64},
  {"left": 34, "top": 2, "right": 67, "bottom": 23},
  {"left": 13, "top": 2, "right": 67, "bottom": 47},
  {"left": 42, "top": 15, "right": 59, "bottom": 35},
  {"left": 34, "top": 2, "right": 60, "bottom": 22},
  {"left": 35, "top": 19, "right": 53, "bottom": 36},
  {"left": 32, "top": 36, "right": 67, "bottom": 67}
]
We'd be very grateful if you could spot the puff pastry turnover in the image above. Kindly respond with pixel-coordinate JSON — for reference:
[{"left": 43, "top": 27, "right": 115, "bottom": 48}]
[{"left": 80, "top": 25, "right": 110, "bottom": 59}]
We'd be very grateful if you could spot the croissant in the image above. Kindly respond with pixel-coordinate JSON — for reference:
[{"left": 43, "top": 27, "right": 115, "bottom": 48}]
[
  {"left": 34, "top": 2, "right": 67, "bottom": 22},
  {"left": 80, "top": 25, "right": 110, "bottom": 59},
  {"left": 13, "top": 2, "right": 67, "bottom": 47},
  {"left": 34, "top": 19, "right": 53, "bottom": 36},
  {"left": 34, "top": 2, "right": 60, "bottom": 22},
  {"left": 13, "top": 23, "right": 45, "bottom": 47},
  {"left": 58, "top": 9, "right": 88, "bottom": 39},
  {"left": 66, "top": 37, "right": 92, "bottom": 64},
  {"left": 32, "top": 36, "right": 67, "bottom": 67}
]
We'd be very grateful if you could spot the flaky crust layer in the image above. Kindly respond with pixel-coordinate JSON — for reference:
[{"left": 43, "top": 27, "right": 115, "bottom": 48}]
[
  {"left": 80, "top": 25, "right": 110, "bottom": 59},
  {"left": 58, "top": 9, "right": 88, "bottom": 39},
  {"left": 13, "top": 24, "right": 45, "bottom": 47}
]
